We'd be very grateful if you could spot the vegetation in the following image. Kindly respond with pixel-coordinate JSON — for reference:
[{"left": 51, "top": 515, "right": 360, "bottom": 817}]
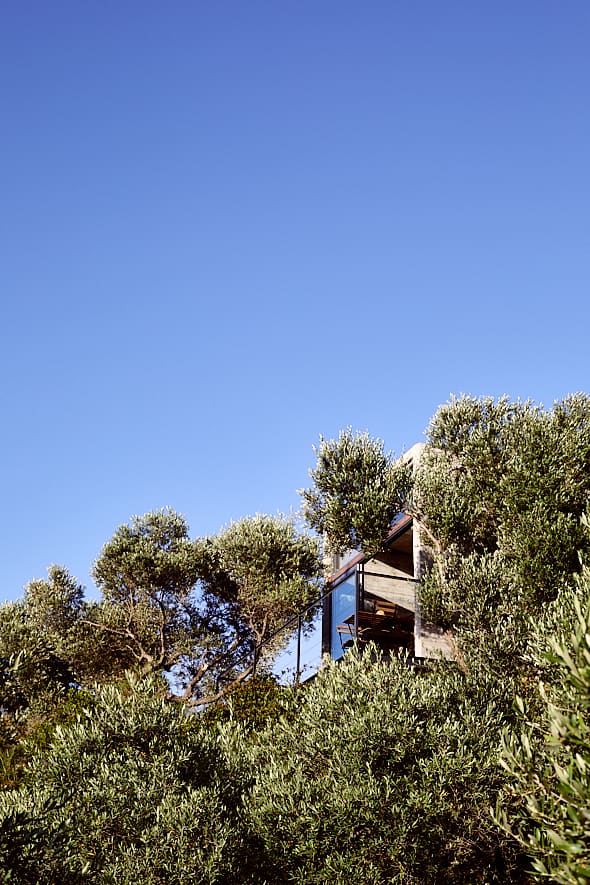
[
  {"left": 2, "top": 393, "right": 590, "bottom": 882},
  {"left": 301, "top": 428, "right": 412, "bottom": 555},
  {"left": 0, "top": 511, "right": 319, "bottom": 715},
  {"left": 497, "top": 557, "right": 590, "bottom": 884}
]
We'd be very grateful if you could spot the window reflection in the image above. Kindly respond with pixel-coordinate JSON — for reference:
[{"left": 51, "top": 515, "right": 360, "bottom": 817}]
[{"left": 330, "top": 575, "right": 356, "bottom": 660}]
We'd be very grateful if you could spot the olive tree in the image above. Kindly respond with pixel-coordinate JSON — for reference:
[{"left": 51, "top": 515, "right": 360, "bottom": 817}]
[
  {"left": 88, "top": 509, "right": 203, "bottom": 682},
  {"left": 498, "top": 556, "right": 590, "bottom": 884},
  {"left": 193, "top": 514, "right": 321, "bottom": 700},
  {"left": 246, "top": 647, "right": 522, "bottom": 884},
  {"left": 414, "top": 394, "right": 590, "bottom": 678},
  {"left": 297, "top": 395, "right": 590, "bottom": 881},
  {"left": 87, "top": 509, "right": 320, "bottom": 704},
  {"left": 0, "top": 572, "right": 83, "bottom": 717},
  {"left": 0, "top": 676, "right": 256, "bottom": 885},
  {"left": 301, "top": 429, "right": 412, "bottom": 555}
]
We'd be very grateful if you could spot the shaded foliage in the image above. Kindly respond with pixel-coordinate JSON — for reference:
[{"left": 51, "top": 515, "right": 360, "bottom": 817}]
[
  {"left": 201, "top": 674, "right": 290, "bottom": 733},
  {"left": 0, "top": 676, "right": 258, "bottom": 884},
  {"left": 246, "top": 648, "right": 524, "bottom": 885},
  {"left": 498, "top": 560, "right": 590, "bottom": 884}
]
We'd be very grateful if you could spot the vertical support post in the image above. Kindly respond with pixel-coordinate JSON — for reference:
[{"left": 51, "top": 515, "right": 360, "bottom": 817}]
[
  {"left": 295, "top": 613, "right": 302, "bottom": 684},
  {"left": 413, "top": 518, "right": 423, "bottom": 659},
  {"left": 355, "top": 564, "right": 363, "bottom": 641},
  {"left": 322, "top": 587, "right": 332, "bottom": 657}
]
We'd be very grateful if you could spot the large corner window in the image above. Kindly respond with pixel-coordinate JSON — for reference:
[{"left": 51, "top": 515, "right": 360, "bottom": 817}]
[{"left": 330, "top": 573, "right": 357, "bottom": 660}]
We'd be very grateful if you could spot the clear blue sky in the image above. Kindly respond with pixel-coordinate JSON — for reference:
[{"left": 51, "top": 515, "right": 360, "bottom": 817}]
[{"left": 2, "top": 1, "right": 589, "bottom": 602}]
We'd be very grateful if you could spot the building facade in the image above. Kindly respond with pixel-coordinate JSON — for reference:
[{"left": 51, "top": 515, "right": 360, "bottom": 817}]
[
  {"left": 322, "top": 512, "right": 453, "bottom": 665},
  {"left": 321, "top": 443, "right": 453, "bottom": 666}
]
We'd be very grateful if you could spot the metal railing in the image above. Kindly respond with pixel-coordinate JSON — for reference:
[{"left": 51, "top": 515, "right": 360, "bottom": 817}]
[
  {"left": 206, "top": 590, "right": 329, "bottom": 697},
  {"left": 253, "top": 595, "right": 324, "bottom": 684}
]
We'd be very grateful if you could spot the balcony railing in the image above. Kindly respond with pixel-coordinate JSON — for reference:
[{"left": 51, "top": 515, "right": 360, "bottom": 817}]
[
  {"left": 254, "top": 594, "right": 325, "bottom": 684},
  {"left": 208, "top": 555, "right": 429, "bottom": 699}
]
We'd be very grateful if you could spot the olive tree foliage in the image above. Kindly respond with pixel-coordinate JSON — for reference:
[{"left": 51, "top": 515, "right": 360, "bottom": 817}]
[
  {"left": 0, "top": 567, "right": 101, "bottom": 717},
  {"left": 414, "top": 394, "right": 590, "bottom": 568},
  {"left": 196, "top": 515, "right": 321, "bottom": 674},
  {"left": 296, "top": 396, "right": 590, "bottom": 881},
  {"left": 414, "top": 394, "right": 590, "bottom": 677},
  {"left": 495, "top": 555, "right": 590, "bottom": 885},
  {"left": 89, "top": 509, "right": 204, "bottom": 682},
  {"left": 406, "top": 395, "right": 590, "bottom": 878},
  {"left": 5, "top": 395, "right": 590, "bottom": 884},
  {"left": 22, "top": 565, "right": 124, "bottom": 686},
  {"left": 245, "top": 648, "right": 523, "bottom": 885},
  {"left": 0, "top": 567, "right": 131, "bottom": 788},
  {"left": 0, "top": 653, "right": 524, "bottom": 885},
  {"left": 301, "top": 429, "right": 413, "bottom": 555},
  {"left": 1, "top": 510, "right": 320, "bottom": 722},
  {"left": 0, "top": 675, "right": 257, "bottom": 885},
  {"left": 88, "top": 509, "right": 320, "bottom": 704}
]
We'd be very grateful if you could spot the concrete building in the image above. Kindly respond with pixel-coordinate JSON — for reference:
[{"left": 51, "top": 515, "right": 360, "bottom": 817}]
[{"left": 321, "top": 444, "right": 454, "bottom": 665}]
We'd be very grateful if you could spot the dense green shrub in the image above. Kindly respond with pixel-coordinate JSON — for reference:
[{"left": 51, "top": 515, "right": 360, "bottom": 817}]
[
  {"left": 201, "top": 674, "right": 290, "bottom": 732},
  {"left": 0, "top": 676, "right": 257, "bottom": 884},
  {"left": 246, "top": 648, "right": 524, "bottom": 884},
  {"left": 498, "top": 562, "right": 590, "bottom": 884}
]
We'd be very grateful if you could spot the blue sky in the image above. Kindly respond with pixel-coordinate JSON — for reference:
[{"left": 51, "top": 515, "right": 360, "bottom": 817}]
[{"left": 2, "top": 1, "right": 589, "bottom": 602}]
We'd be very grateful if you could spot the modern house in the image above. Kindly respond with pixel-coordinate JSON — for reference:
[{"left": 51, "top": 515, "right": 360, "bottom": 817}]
[
  {"left": 321, "top": 443, "right": 453, "bottom": 667},
  {"left": 258, "top": 444, "right": 453, "bottom": 682},
  {"left": 322, "top": 512, "right": 453, "bottom": 665}
]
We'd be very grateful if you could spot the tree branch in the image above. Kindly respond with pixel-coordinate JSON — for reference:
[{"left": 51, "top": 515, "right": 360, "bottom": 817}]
[{"left": 190, "top": 660, "right": 255, "bottom": 708}]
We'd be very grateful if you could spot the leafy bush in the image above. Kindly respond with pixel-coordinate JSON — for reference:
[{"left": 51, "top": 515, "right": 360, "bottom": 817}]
[
  {"left": 246, "top": 648, "right": 523, "bottom": 884},
  {"left": 498, "top": 563, "right": 590, "bottom": 884},
  {"left": 0, "top": 676, "right": 257, "bottom": 884}
]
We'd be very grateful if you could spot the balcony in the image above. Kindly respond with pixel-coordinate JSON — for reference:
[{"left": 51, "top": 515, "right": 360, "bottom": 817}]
[
  {"left": 326, "top": 514, "right": 418, "bottom": 661},
  {"left": 252, "top": 514, "right": 451, "bottom": 687}
]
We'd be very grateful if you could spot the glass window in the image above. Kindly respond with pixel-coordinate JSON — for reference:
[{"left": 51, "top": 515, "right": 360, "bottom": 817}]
[{"left": 330, "top": 574, "right": 356, "bottom": 660}]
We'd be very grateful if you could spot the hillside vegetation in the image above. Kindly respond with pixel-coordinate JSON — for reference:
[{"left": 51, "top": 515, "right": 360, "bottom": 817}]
[{"left": 2, "top": 394, "right": 590, "bottom": 884}]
